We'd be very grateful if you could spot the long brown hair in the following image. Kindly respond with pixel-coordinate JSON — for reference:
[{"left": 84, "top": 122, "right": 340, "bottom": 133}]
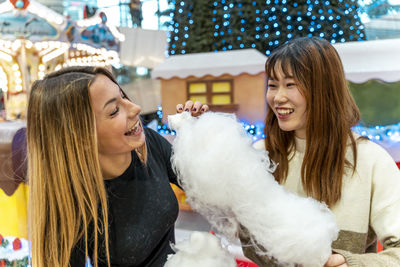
[
  {"left": 264, "top": 37, "right": 360, "bottom": 206},
  {"left": 27, "top": 66, "right": 146, "bottom": 267}
]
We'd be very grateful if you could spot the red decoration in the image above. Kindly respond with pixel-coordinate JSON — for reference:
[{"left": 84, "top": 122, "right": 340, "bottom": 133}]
[
  {"left": 0, "top": 234, "right": 3, "bottom": 245},
  {"left": 9, "top": 0, "right": 30, "bottom": 9},
  {"left": 396, "top": 162, "right": 400, "bottom": 169},
  {"left": 12, "top": 238, "right": 21, "bottom": 250},
  {"left": 0, "top": 259, "right": 5, "bottom": 267},
  {"left": 236, "top": 259, "right": 259, "bottom": 267}
]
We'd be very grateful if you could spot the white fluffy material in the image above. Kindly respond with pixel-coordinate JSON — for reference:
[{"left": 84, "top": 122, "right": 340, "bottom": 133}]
[
  {"left": 168, "top": 112, "right": 339, "bottom": 267},
  {"left": 164, "top": 231, "right": 236, "bottom": 267}
]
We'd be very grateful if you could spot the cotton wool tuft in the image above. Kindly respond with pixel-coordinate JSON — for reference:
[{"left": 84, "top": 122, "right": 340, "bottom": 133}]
[{"left": 168, "top": 112, "right": 339, "bottom": 267}]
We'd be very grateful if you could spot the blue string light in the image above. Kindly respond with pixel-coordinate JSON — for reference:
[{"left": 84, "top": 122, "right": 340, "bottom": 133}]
[
  {"left": 168, "top": 0, "right": 366, "bottom": 56},
  {"left": 153, "top": 106, "right": 400, "bottom": 146}
]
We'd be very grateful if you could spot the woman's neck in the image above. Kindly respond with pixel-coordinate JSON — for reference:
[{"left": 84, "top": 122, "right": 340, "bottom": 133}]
[{"left": 99, "top": 152, "right": 132, "bottom": 180}]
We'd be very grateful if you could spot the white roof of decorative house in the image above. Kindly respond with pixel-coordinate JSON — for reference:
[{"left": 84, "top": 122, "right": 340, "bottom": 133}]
[
  {"left": 152, "top": 39, "right": 400, "bottom": 83},
  {"left": 151, "top": 49, "right": 267, "bottom": 80},
  {"left": 333, "top": 38, "right": 400, "bottom": 83},
  {"left": 364, "top": 12, "right": 400, "bottom": 31}
]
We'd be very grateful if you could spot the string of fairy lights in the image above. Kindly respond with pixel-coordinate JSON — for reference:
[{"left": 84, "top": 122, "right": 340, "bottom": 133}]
[
  {"left": 162, "top": 0, "right": 399, "bottom": 144},
  {"left": 153, "top": 106, "right": 400, "bottom": 144},
  {"left": 167, "top": 0, "right": 365, "bottom": 56}
]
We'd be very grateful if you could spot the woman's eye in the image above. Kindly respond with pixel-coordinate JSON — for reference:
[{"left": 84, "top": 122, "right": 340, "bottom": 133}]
[
  {"left": 268, "top": 84, "right": 277, "bottom": 89},
  {"left": 110, "top": 107, "right": 119, "bottom": 116},
  {"left": 287, "top": 83, "right": 296, "bottom": 87}
]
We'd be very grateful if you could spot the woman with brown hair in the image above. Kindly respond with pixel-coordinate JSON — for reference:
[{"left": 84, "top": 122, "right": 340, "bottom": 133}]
[
  {"left": 27, "top": 66, "right": 207, "bottom": 267},
  {"left": 239, "top": 37, "right": 400, "bottom": 266}
]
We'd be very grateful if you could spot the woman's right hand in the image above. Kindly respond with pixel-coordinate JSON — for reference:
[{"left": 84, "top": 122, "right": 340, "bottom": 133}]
[
  {"left": 176, "top": 100, "right": 209, "bottom": 117},
  {"left": 324, "top": 253, "right": 348, "bottom": 267}
]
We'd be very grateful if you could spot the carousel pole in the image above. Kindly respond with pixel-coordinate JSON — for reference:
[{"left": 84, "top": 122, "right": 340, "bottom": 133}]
[
  {"left": 19, "top": 38, "right": 28, "bottom": 94},
  {"left": 1, "top": 88, "right": 7, "bottom": 120}
]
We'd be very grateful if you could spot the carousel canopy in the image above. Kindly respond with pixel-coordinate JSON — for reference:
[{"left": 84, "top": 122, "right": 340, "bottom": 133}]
[
  {"left": 0, "top": 0, "right": 67, "bottom": 42},
  {"left": 151, "top": 49, "right": 267, "bottom": 80}
]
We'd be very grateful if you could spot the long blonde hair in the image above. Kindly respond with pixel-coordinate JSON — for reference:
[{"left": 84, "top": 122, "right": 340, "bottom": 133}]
[
  {"left": 27, "top": 66, "right": 146, "bottom": 267},
  {"left": 264, "top": 37, "right": 360, "bottom": 207}
]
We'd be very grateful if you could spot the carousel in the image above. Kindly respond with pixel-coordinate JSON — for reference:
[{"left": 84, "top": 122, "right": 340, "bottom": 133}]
[
  {"left": 0, "top": 0, "right": 123, "bottom": 264},
  {"left": 0, "top": 0, "right": 123, "bottom": 121}
]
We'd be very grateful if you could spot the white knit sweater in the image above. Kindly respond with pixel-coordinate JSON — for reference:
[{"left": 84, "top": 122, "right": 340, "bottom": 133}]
[{"left": 251, "top": 136, "right": 400, "bottom": 266}]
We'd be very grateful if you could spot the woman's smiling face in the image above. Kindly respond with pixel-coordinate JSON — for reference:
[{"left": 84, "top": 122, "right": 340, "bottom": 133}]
[
  {"left": 266, "top": 66, "right": 307, "bottom": 139},
  {"left": 89, "top": 74, "right": 145, "bottom": 156}
]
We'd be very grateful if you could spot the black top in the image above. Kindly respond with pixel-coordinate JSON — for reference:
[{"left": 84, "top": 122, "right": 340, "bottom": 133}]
[{"left": 70, "top": 128, "right": 179, "bottom": 267}]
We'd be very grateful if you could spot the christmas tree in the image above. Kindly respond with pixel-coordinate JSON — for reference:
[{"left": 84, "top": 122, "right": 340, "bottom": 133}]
[{"left": 166, "top": 0, "right": 366, "bottom": 55}]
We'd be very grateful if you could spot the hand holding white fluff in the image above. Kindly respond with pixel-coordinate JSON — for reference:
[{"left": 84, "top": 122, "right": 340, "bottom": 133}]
[{"left": 168, "top": 112, "right": 339, "bottom": 267}]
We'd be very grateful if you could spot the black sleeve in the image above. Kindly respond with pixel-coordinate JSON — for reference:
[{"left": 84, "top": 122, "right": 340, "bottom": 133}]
[
  {"left": 144, "top": 127, "right": 179, "bottom": 186},
  {"left": 69, "top": 238, "right": 88, "bottom": 267}
]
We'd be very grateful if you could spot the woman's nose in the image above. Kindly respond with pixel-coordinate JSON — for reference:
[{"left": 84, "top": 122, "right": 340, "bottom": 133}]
[
  {"left": 127, "top": 101, "right": 141, "bottom": 117},
  {"left": 274, "top": 88, "right": 288, "bottom": 103}
]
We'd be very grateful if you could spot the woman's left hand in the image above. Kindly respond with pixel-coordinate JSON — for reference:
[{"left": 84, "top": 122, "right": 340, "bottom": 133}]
[
  {"left": 176, "top": 100, "right": 209, "bottom": 117},
  {"left": 324, "top": 253, "right": 348, "bottom": 267}
]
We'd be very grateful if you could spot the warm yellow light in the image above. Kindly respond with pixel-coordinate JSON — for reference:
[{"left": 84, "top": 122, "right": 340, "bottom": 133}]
[
  {"left": 25, "top": 41, "right": 33, "bottom": 49},
  {"left": 0, "top": 66, "right": 7, "bottom": 92},
  {"left": 34, "top": 42, "right": 43, "bottom": 50},
  {"left": 0, "top": 51, "right": 12, "bottom": 62},
  {"left": 42, "top": 46, "right": 68, "bottom": 63},
  {"left": 38, "top": 64, "right": 45, "bottom": 71},
  {"left": 15, "top": 85, "right": 23, "bottom": 92},
  {"left": 12, "top": 64, "right": 19, "bottom": 71},
  {"left": 11, "top": 40, "right": 21, "bottom": 51}
]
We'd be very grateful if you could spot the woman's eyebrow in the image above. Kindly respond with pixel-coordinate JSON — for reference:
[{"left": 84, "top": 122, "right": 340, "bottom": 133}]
[{"left": 103, "top": 98, "right": 117, "bottom": 109}]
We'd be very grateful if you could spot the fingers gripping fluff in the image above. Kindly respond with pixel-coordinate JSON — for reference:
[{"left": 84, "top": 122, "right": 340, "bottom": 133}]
[{"left": 168, "top": 112, "right": 339, "bottom": 267}]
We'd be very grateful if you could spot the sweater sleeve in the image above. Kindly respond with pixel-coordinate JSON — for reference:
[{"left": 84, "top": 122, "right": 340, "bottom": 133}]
[{"left": 335, "top": 144, "right": 400, "bottom": 266}]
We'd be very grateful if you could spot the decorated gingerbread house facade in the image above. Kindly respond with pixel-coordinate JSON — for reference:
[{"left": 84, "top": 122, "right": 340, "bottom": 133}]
[{"left": 152, "top": 49, "right": 268, "bottom": 124}]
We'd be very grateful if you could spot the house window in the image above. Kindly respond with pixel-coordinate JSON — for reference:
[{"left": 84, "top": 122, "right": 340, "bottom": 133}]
[{"left": 187, "top": 80, "right": 233, "bottom": 105}]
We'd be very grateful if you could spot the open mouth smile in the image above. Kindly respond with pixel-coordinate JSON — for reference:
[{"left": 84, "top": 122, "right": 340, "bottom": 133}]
[
  {"left": 124, "top": 121, "right": 141, "bottom": 136},
  {"left": 276, "top": 108, "right": 294, "bottom": 116}
]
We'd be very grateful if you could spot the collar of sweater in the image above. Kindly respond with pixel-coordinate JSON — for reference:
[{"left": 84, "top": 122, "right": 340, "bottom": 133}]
[{"left": 295, "top": 136, "right": 306, "bottom": 154}]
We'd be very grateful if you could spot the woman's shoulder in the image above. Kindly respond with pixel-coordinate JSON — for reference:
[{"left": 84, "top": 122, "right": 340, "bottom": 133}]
[
  {"left": 354, "top": 134, "right": 396, "bottom": 165},
  {"left": 355, "top": 135, "right": 389, "bottom": 155},
  {"left": 144, "top": 126, "right": 172, "bottom": 156},
  {"left": 144, "top": 127, "right": 166, "bottom": 145}
]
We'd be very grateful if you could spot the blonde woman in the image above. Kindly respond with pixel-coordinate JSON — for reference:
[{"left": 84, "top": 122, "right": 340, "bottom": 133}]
[
  {"left": 27, "top": 66, "right": 208, "bottom": 267},
  {"left": 239, "top": 37, "right": 400, "bottom": 266}
]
